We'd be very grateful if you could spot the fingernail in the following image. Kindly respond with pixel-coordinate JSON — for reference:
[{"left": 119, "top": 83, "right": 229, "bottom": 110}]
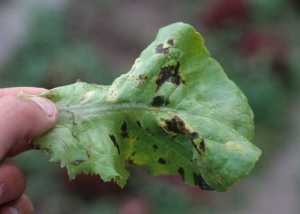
[
  {"left": 30, "top": 97, "right": 55, "bottom": 117},
  {"left": 8, "top": 207, "right": 20, "bottom": 214}
]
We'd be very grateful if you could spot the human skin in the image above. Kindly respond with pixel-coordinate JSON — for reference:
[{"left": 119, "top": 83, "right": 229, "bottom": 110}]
[{"left": 0, "top": 87, "right": 58, "bottom": 214}]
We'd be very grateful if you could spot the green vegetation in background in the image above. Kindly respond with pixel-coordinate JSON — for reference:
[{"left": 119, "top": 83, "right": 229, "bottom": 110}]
[{"left": 0, "top": 9, "right": 115, "bottom": 88}]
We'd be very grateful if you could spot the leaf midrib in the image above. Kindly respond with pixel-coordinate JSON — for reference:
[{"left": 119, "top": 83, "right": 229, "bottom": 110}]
[{"left": 57, "top": 102, "right": 247, "bottom": 141}]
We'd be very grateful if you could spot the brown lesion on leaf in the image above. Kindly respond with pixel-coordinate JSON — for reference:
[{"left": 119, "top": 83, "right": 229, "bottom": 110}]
[
  {"left": 161, "top": 116, "right": 205, "bottom": 155},
  {"left": 193, "top": 173, "right": 214, "bottom": 190},
  {"left": 65, "top": 110, "right": 79, "bottom": 127},
  {"left": 125, "top": 159, "right": 136, "bottom": 166},
  {"left": 66, "top": 110, "right": 75, "bottom": 124},
  {"left": 79, "top": 96, "right": 87, "bottom": 103},
  {"left": 71, "top": 158, "right": 86, "bottom": 166},
  {"left": 136, "top": 75, "right": 149, "bottom": 85},
  {"left": 126, "top": 151, "right": 136, "bottom": 166},
  {"left": 156, "top": 62, "right": 185, "bottom": 92},
  {"left": 121, "top": 121, "right": 129, "bottom": 138},
  {"left": 137, "top": 74, "right": 148, "bottom": 80},
  {"left": 109, "top": 134, "right": 120, "bottom": 155}
]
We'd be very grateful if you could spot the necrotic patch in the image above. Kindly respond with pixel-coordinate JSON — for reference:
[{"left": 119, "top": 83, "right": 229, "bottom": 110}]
[
  {"left": 121, "top": 122, "right": 129, "bottom": 138},
  {"left": 158, "top": 158, "right": 167, "bottom": 164},
  {"left": 178, "top": 167, "right": 185, "bottom": 180},
  {"left": 193, "top": 173, "right": 213, "bottom": 190},
  {"left": 136, "top": 120, "right": 142, "bottom": 129},
  {"left": 200, "top": 139, "right": 205, "bottom": 152},
  {"left": 162, "top": 116, "right": 203, "bottom": 155},
  {"left": 109, "top": 134, "right": 120, "bottom": 155},
  {"left": 167, "top": 39, "right": 174, "bottom": 45},
  {"left": 151, "top": 96, "right": 165, "bottom": 107},
  {"left": 165, "top": 98, "right": 170, "bottom": 106},
  {"left": 155, "top": 43, "right": 169, "bottom": 54},
  {"left": 156, "top": 62, "right": 184, "bottom": 91},
  {"left": 152, "top": 145, "right": 158, "bottom": 150}
]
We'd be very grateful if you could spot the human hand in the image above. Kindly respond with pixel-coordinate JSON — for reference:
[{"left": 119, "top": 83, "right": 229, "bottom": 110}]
[{"left": 0, "top": 87, "right": 58, "bottom": 214}]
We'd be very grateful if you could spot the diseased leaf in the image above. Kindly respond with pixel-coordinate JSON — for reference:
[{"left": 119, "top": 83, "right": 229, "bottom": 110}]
[{"left": 23, "top": 23, "right": 261, "bottom": 192}]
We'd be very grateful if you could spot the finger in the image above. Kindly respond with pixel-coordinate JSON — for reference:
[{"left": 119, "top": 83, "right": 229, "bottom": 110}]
[
  {"left": 0, "top": 95, "right": 58, "bottom": 159},
  {"left": 5, "top": 140, "right": 33, "bottom": 159},
  {"left": 0, "top": 195, "right": 33, "bottom": 214},
  {"left": 0, "top": 87, "right": 47, "bottom": 98},
  {"left": 0, "top": 163, "right": 27, "bottom": 205}
]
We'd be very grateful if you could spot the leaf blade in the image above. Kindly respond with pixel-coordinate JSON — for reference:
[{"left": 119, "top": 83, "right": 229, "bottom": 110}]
[{"left": 32, "top": 22, "right": 261, "bottom": 191}]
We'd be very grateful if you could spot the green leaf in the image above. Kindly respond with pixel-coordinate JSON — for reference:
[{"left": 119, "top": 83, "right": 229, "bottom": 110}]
[{"left": 26, "top": 22, "right": 261, "bottom": 192}]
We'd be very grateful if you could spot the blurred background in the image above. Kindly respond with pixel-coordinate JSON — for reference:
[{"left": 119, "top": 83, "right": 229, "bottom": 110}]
[{"left": 1, "top": 0, "right": 300, "bottom": 213}]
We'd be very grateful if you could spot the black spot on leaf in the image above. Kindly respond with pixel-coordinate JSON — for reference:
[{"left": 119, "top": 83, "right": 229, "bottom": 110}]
[
  {"left": 174, "top": 116, "right": 185, "bottom": 127},
  {"left": 152, "top": 145, "right": 158, "bottom": 150},
  {"left": 125, "top": 151, "right": 137, "bottom": 166},
  {"left": 165, "top": 98, "right": 170, "bottom": 106},
  {"left": 155, "top": 43, "right": 169, "bottom": 54},
  {"left": 164, "top": 119, "right": 182, "bottom": 134},
  {"left": 162, "top": 116, "right": 203, "bottom": 155},
  {"left": 109, "top": 134, "right": 120, "bottom": 155},
  {"left": 156, "top": 62, "right": 184, "bottom": 92},
  {"left": 191, "top": 132, "right": 199, "bottom": 140},
  {"left": 136, "top": 120, "right": 142, "bottom": 129},
  {"left": 167, "top": 39, "right": 174, "bottom": 45},
  {"left": 151, "top": 96, "right": 165, "bottom": 107},
  {"left": 158, "top": 158, "right": 167, "bottom": 164},
  {"left": 121, "top": 122, "right": 129, "bottom": 138},
  {"left": 114, "top": 176, "right": 121, "bottom": 182},
  {"left": 193, "top": 173, "right": 214, "bottom": 190},
  {"left": 200, "top": 139, "right": 205, "bottom": 152},
  {"left": 137, "top": 75, "right": 148, "bottom": 82},
  {"left": 178, "top": 167, "right": 185, "bottom": 180}
]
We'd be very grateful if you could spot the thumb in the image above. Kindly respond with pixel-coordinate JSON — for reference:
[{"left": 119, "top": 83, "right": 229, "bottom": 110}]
[{"left": 0, "top": 95, "right": 58, "bottom": 159}]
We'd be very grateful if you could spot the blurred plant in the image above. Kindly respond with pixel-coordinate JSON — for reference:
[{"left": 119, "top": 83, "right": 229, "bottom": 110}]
[
  {"left": 0, "top": 8, "right": 114, "bottom": 88},
  {"left": 198, "top": 0, "right": 297, "bottom": 127},
  {"left": 202, "top": 0, "right": 250, "bottom": 29},
  {"left": 59, "top": 169, "right": 123, "bottom": 200}
]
